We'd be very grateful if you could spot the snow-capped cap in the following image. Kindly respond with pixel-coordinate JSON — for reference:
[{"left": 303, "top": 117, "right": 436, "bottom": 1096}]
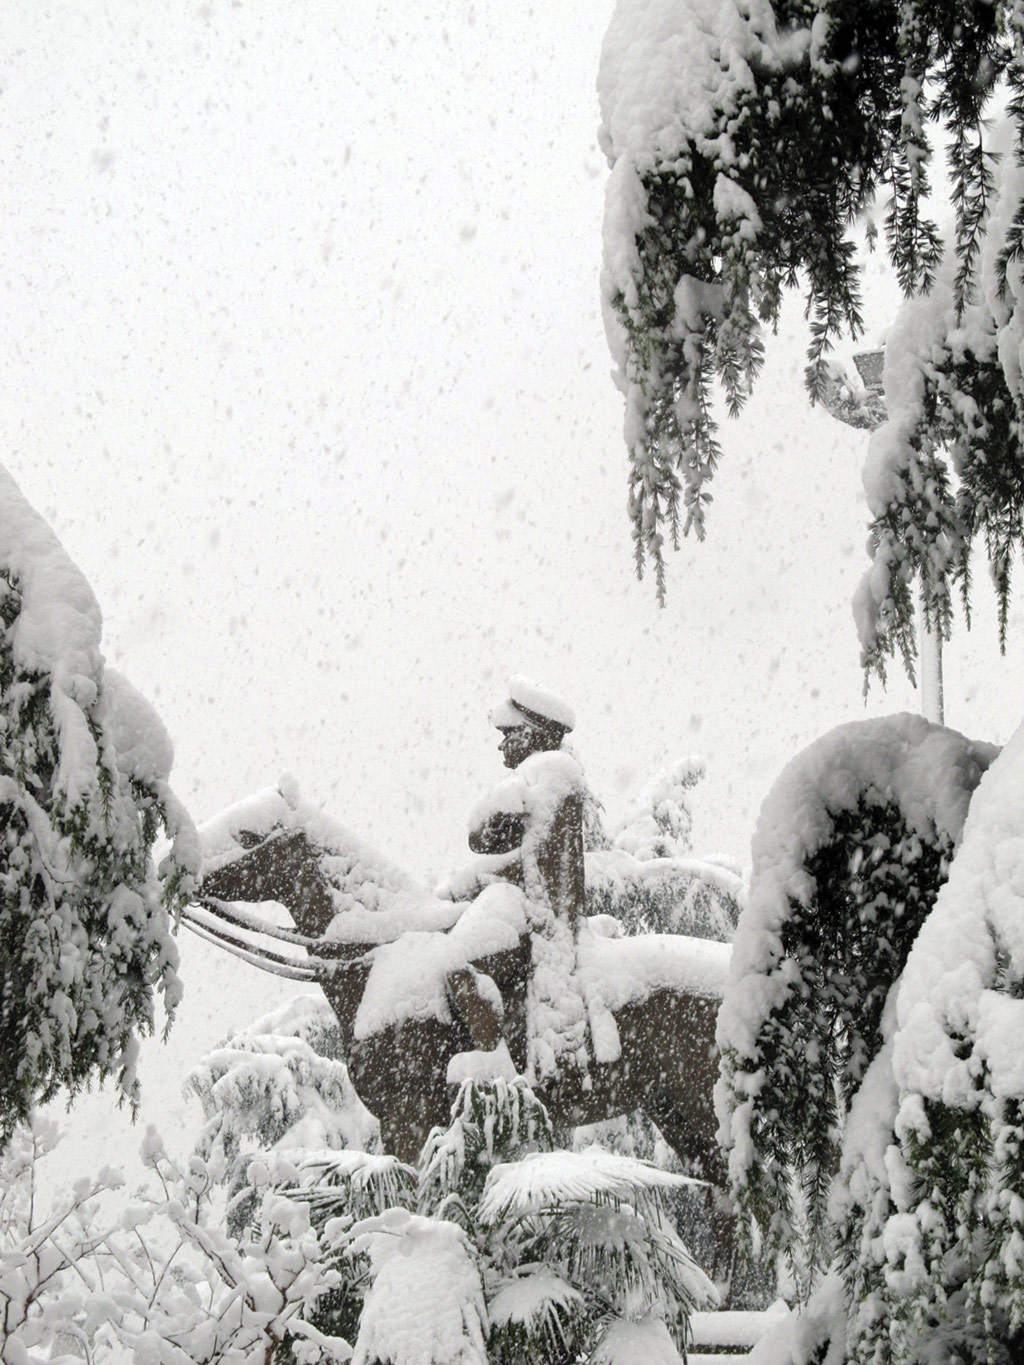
[{"left": 489, "top": 674, "right": 575, "bottom": 733}]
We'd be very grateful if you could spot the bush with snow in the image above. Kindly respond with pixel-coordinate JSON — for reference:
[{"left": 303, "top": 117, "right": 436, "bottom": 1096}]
[
  {"left": 188, "top": 994, "right": 379, "bottom": 1236},
  {"left": 586, "top": 756, "right": 743, "bottom": 942},
  {"left": 0, "top": 469, "right": 197, "bottom": 1143},
  {"left": 0, "top": 1118, "right": 349, "bottom": 1364},
  {"left": 226, "top": 1074, "right": 716, "bottom": 1364},
  {"left": 715, "top": 712, "right": 1024, "bottom": 1360}
]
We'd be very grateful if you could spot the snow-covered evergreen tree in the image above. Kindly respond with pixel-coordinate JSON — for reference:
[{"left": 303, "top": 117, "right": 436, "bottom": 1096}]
[
  {"left": 712, "top": 713, "right": 1024, "bottom": 1362},
  {"left": 599, "top": 0, "right": 1024, "bottom": 680},
  {"left": 585, "top": 757, "right": 743, "bottom": 940},
  {"left": 610, "top": 756, "right": 704, "bottom": 860},
  {"left": 0, "top": 468, "right": 196, "bottom": 1142}
]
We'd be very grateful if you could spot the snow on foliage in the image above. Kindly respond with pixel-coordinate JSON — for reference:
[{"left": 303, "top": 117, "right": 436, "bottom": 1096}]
[
  {"left": 0, "top": 1120, "right": 350, "bottom": 1364},
  {"left": 486, "top": 1271, "right": 586, "bottom": 1365},
  {"left": 716, "top": 714, "right": 995, "bottom": 1276},
  {"left": 863, "top": 716, "right": 1024, "bottom": 1357},
  {"left": 0, "top": 467, "right": 196, "bottom": 1142},
  {"left": 714, "top": 712, "right": 1024, "bottom": 1360},
  {"left": 418, "top": 1075, "right": 553, "bottom": 1211},
  {"left": 454, "top": 1079, "right": 717, "bottom": 1363},
  {"left": 610, "top": 756, "right": 703, "bottom": 859},
  {"left": 586, "top": 847, "right": 742, "bottom": 941},
  {"left": 587, "top": 755, "right": 743, "bottom": 941},
  {"left": 187, "top": 993, "right": 378, "bottom": 1234},
  {"left": 349, "top": 1211, "right": 489, "bottom": 1365},
  {"left": 854, "top": 115, "right": 1024, "bottom": 680},
  {"left": 745, "top": 1271, "right": 846, "bottom": 1365},
  {"left": 477, "top": 1145, "right": 700, "bottom": 1223},
  {"left": 599, "top": 0, "right": 1024, "bottom": 671}
]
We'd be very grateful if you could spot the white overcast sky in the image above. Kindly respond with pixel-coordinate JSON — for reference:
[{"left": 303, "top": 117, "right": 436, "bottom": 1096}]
[{"left": 4, "top": 1, "right": 1024, "bottom": 1162}]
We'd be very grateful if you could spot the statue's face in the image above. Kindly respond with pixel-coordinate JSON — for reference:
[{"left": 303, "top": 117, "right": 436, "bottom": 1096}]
[{"left": 498, "top": 723, "right": 542, "bottom": 769}]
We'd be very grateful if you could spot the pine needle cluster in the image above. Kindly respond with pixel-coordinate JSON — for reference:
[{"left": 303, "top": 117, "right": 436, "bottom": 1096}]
[{"left": 602, "top": 0, "right": 1024, "bottom": 664}]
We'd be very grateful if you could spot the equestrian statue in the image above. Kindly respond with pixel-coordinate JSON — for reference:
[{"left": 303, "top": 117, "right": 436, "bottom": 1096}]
[{"left": 185, "top": 678, "right": 731, "bottom": 1196}]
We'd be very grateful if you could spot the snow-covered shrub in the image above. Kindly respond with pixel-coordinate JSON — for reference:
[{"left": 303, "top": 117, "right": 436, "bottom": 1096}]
[
  {"left": 585, "top": 757, "right": 742, "bottom": 941},
  {"left": 611, "top": 757, "right": 704, "bottom": 860},
  {"left": 475, "top": 1138, "right": 715, "bottom": 1364},
  {"left": 270, "top": 1076, "right": 716, "bottom": 1364},
  {"left": 0, "top": 469, "right": 197, "bottom": 1143},
  {"left": 0, "top": 1115, "right": 122, "bottom": 1364},
  {"left": 0, "top": 1119, "right": 349, "bottom": 1364},
  {"left": 349, "top": 1211, "right": 489, "bottom": 1365},
  {"left": 188, "top": 993, "right": 378, "bottom": 1234},
  {"left": 417, "top": 1074, "right": 553, "bottom": 1214},
  {"left": 586, "top": 849, "right": 742, "bottom": 941}
]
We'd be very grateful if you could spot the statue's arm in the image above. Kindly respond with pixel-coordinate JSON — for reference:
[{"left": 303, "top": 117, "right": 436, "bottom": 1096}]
[{"left": 468, "top": 809, "right": 525, "bottom": 855}]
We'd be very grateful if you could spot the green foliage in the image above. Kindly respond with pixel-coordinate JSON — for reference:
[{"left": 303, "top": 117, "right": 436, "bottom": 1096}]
[
  {"left": 601, "top": 0, "right": 1024, "bottom": 668},
  {"left": 222, "top": 1075, "right": 714, "bottom": 1364},
  {"left": 0, "top": 568, "right": 191, "bottom": 1144},
  {"left": 721, "top": 800, "right": 952, "bottom": 1282}
]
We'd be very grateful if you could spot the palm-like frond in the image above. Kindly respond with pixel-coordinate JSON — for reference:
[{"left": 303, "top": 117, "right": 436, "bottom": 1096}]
[
  {"left": 288, "top": 1149, "right": 416, "bottom": 1228},
  {"left": 419, "top": 1078, "right": 553, "bottom": 1213},
  {"left": 477, "top": 1146, "right": 699, "bottom": 1224},
  {"left": 514, "top": 1202, "right": 714, "bottom": 1323},
  {"left": 487, "top": 1270, "right": 587, "bottom": 1365}
]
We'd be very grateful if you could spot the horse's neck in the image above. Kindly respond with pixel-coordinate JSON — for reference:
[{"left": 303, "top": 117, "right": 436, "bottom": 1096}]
[{"left": 203, "top": 829, "right": 338, "bottom": 937}]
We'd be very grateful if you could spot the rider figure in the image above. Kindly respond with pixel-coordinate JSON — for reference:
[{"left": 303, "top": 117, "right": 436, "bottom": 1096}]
[{"left": 468, "top": 676, "right": 576, "bottom": 858}]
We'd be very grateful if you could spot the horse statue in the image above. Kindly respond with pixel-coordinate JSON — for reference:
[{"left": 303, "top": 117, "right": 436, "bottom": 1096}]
[{"left": 185, "top": 680, "right": 732, "bottom": 1197}]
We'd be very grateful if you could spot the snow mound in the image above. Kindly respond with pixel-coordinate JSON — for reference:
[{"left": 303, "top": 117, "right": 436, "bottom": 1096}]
[
  {"left": 350, "top": 1210, "right": 488, "bottom": 1365},
  {"left": 591, "top": 1316, "right": 686, "bottom": 1365}
]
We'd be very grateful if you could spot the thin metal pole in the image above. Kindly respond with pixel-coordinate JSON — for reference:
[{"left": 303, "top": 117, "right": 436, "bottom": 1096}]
[{"left": 918, "top": 594, "right": 945, "bottom": 725}]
